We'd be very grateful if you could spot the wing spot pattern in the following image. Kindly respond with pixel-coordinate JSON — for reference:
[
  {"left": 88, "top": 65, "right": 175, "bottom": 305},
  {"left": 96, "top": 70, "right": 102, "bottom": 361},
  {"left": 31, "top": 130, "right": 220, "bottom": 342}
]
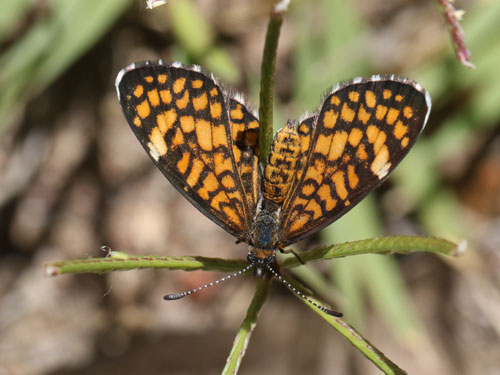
[
  {"left": 173, "top": 127, "right": 185, "bottom": 148},
  {"left": 332, "top": 171, "right": 348, "bottom": 200},
  {"left": 230, "top": 105, "right": 244, "bottom": 120},
  {"left": 358, "top": 104, "right": 371, "bottom": 124},
  {"left": 195, "top": 119, "right": 213, "bottom": 151},
  {"left": 288, "top": 212, "right": 311, "bottom": 233},
  {"left": 137, "top": 100, "right": 150, "bottom": 119},
  {"left": 180, "top": 115, "right": 195, "bottom": 133},
  {"left": 403, "top": 106, "right": 413, "bottom": 118},
  {"left": 211, "top": 191, "right": 230, "bottom": 211},
  {"left": 176, "top": 90, "right": 190, "bottom": 109},
  {"left": 212, "top": 124, "right": 228, "bottom": 148},
  {"left": 365, "top": 90, "right": 376, "bottom": 108},
  {"left": 222, "top": 175, "right": 236, "bottom": 189},
  {"left": 348, "top": 91, "right": 359, "bottom": 102},
  {"left": 301, "top": 183, "right": 316, "bottom": 196},
  {"left": 160, "top": 89, "right": 172, "bottom": 104},
  {"left": 148, "top": 89, "right": 160, "bottom": 106},
  {"left": 148, "top": 142, "right": 160, "bottom": 161},
  {"left": 198, "top": 173, "right": 219, "bottom": 200},
  {"left": 348, "top": 128, "right": 363, "bottom": 147},
  {"left": 373, "top": 131, "right": 387, "bottom": 154},
  {"left": 223, "top": 206, "right": 242, "bottom": 226},
  {"left": 304, "top": 159, "right": 325, "bottom": 185},
  {"left": 394, "top": 120, "right": 408, "bottom": 140},
  {"left": 160, "top": 109, "right": 176, "bottom": 134},
  {"left": 347, "top": 164, "right": 359, "bottom": 189},
  {"left": 186, "top": 159, "right": 204, "bottom": 187},
  {"left": 158, "top": 74, "right": 167, "bottom": 84},
  {"left": 210, "top": 101, "right": 222, "bottom": 119},
  {"left": 193, "top": 93, "right": 208, "bottom": 111},
  {"left": 323, "top": 110, "right": 338, "bottom": 128},
  {"left": 375, "top": 105, "right": 388, "bottom": 120},
  {"left": 371, "top": 145, "right": 391, "bottom": 179},
  {"left": 356, "top": 143, "right": 368, "bottom": 160},
  {"left": 341, "top": 103, "right": 355, "bottom": 122},
  {"left": 149, "top": 127, "right": 168, "bottom": 156},
  {"left": 328, "top": 131, "right": 348, "bottom": 161},
  {"left": 317, "top": 185, "right": 337, "bottom": 210},
  {"left": 366, "top": 125, "right": 379, "bottom": 143},
  {"left": 192, "top": 79, "right": 203, "bottom": 88},
  {"left": 314, "top": 134, "right": 333, "bottom": 156},
  {"left": 386, "top": 108, "right": 400, "bottom": 125},
  {"left": 214, "top": 152, "right": 233, "bottom": 175},
  {"left": 177, "top": 152, "right": 190, "bottom": 174},
  {"left": 305, "top": 199, "right": 322, "bottom": 219},
  {"left": 173, "top": 78, "right": 186, "bottom": 93},
  {"left": 134, "top": 85, "right": 144, "bottom": 97}
]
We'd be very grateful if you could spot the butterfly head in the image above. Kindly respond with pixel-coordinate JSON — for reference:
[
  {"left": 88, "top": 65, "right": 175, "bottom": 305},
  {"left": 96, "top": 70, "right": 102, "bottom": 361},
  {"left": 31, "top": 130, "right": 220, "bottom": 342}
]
[{"left": 247, "top": 249, "right": 276, "bottom": 278}]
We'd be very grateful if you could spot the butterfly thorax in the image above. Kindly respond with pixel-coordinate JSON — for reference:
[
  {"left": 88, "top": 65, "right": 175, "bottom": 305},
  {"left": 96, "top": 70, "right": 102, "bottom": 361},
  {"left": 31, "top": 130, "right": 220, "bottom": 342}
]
[{"left": 250, "top": 202, "right": 280, "bottom": 249}]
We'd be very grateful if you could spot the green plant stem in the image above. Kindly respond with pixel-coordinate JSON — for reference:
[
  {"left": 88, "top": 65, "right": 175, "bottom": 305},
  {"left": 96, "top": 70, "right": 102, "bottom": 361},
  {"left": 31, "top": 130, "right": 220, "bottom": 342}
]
[
  {"left": 308, "top": 304, "right": 406, "bottom": 375},
  {"left": 222, "top": 277, "right": 272, "bottom": 374},
  {"left": 258, "top": 10, "right": 283, "bottom": 163},
  {"left": 280, "top": 235, "right": 464, "bottom": 268},
  {"left": 44, "top": 252, "right": 247, "bottom": 276},
  {"left": 44, "top": 236, "right": 463, "bottom": 276},
  {"left": 281, "top": 274, "right": 406, "bottom": 375}
]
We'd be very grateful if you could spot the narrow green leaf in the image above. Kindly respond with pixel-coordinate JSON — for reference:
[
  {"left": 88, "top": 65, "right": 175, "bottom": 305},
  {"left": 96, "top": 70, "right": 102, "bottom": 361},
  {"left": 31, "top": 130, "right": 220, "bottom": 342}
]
[
  {"left": 306, "top": 301, "right": 407, "bottom": 375},
  {"left": 44, "top": 253, "right": 246, "bottom": 276},
  {"left": 222, "top": 277, "right": 271, "bottom": 375},
  {"left": 280, "top": 236, "right": 464, "bottom": 268},
  {"left": 0, "top": 0, "right": 132, "bottom": 131},
  {"left": 281, "top": 273, "right": 406, "bottom": 374}
]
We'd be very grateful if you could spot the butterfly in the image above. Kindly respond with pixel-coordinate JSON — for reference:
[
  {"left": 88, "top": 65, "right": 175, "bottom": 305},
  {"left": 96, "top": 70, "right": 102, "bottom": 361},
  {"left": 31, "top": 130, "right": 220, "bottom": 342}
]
[{"left": 115, "top": 61, "right": 431, "bottom": 315}]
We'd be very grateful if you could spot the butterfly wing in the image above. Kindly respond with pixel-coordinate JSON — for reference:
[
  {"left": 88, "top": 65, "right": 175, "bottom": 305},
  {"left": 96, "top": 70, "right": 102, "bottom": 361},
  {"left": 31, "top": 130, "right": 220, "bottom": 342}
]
[
  {"left": 229, "top": 97, "right": 261, "bottom": 213},
  {"left": 116, "top": 62, "right": 258, "bottom": 240},
  {"left": 279, "top": 76, "right": 431, "bottom": 245}
]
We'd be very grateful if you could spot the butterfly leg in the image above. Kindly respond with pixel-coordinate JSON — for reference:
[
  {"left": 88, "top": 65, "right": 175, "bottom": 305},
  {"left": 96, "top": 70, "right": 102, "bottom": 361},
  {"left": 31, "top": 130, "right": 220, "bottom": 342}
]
[{"left": 278, "top": 247, "right": 305, "bottom": 265}]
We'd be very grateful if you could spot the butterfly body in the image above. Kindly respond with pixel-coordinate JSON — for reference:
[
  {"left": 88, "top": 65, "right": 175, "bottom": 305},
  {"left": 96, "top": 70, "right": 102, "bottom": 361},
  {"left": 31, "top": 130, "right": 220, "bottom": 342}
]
[{"left": 116, "top": 61, "right": 431, "bottom": 277}]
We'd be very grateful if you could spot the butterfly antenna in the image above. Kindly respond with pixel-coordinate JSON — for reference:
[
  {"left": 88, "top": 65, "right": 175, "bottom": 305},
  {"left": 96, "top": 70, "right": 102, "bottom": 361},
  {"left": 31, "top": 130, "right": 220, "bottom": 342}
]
[
  {"left": 265, "top": 265, "right": 343, "bottom": 317},
  {"left": 164, "top": 264, "right": 254, "bottom": 300}
]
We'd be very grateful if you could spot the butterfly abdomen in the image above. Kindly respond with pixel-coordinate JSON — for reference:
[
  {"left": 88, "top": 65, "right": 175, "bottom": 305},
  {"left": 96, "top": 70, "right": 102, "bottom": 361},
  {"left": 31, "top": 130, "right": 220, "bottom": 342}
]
[{"left": 263, "top": 121, "right": 301, "bottom": 204}]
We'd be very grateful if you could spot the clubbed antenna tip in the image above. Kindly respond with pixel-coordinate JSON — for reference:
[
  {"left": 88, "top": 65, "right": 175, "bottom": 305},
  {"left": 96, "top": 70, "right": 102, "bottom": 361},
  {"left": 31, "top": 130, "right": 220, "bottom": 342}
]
[{"left": 163, "top": 264, "right": 253, "bottom": 301}]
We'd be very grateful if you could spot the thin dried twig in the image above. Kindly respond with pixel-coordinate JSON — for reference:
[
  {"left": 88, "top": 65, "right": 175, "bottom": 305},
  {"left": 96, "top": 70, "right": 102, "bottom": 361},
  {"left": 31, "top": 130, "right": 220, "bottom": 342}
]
[{"left": 436, "top": 0, "right": 475, "bottom": 69}]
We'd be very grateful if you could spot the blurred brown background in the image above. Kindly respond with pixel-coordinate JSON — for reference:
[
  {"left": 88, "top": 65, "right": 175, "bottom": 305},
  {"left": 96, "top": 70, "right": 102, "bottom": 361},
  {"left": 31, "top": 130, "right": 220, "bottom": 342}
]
[{"left": 1, "top": 0, "right": 499, "bottom": 374}]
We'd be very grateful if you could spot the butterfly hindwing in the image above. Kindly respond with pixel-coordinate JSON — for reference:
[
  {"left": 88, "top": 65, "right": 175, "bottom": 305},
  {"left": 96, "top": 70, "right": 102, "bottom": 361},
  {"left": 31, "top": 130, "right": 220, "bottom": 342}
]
[
  {"left": 116, "top": 62, "right": 256, "bottom": 239},
  {"left": 279, "top": 77, "right": 431, "bottom": 245},
  {"left": 229, "top": 98, "right": 261, "bottom": 215}
]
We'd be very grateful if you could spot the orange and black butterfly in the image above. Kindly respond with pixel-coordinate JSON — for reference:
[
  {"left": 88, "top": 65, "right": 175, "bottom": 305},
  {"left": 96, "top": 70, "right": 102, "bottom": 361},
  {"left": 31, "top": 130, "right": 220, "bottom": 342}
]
[{"left": 116, "top": 61, "right": 431, "bottom": 315}]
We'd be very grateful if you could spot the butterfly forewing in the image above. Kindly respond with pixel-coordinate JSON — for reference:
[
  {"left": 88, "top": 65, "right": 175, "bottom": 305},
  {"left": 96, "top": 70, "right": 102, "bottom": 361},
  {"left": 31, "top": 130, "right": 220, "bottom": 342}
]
[
  {"left": 279, "top": 77, "right": 431, "bottom": 245},
  {"left": 116, "top": 62, "right": 255, "bottom": 240}
]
